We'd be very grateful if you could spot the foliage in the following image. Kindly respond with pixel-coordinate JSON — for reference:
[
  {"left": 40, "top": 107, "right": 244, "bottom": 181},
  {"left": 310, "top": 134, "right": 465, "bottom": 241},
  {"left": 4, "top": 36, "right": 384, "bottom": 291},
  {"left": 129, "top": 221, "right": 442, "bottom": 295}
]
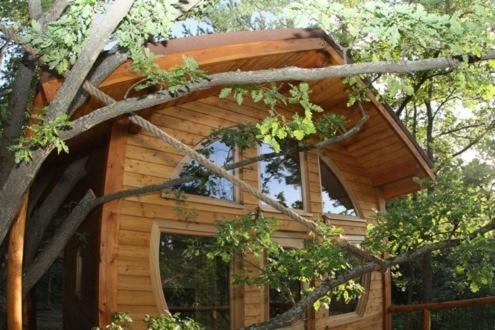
[
  {"left": 206, "top": 123, "right": 260, "bottom": 150},
  {"left": 187, "top": 211, "right": 364, "bottom": 310},
  {"left": 9, "top": 112, "right": 70, "bottom": 163},
  {"left": 366, "top": 162, "right": 495, "bottom": 294},
  {"left": 131, "top": 55, "right": 208, "bottom": 95},
  {"left": 219, "top": 83, "right": 346, "bottom": 151},
  {"left": 19, "top": 0, "right": 175, "bottom": 73},
  {"left": 93, "top": 312, "right": 133, "bottom": 330},
  {"left": 93, "top": 312, "right": 203, "bottom": 330},
  {"left": 177, "top": 0, "right": 293, "bottom": 36},
  {"left": 144, "top": 313, "right": 203, "bottom": 330}
]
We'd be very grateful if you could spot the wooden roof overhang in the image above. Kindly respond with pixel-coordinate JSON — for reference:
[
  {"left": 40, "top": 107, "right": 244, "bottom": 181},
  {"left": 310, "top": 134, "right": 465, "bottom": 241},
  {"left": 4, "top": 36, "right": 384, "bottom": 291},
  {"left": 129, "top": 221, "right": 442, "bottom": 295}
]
[{"left": 39, "top": 28, "right": 434, "bottom": 200}]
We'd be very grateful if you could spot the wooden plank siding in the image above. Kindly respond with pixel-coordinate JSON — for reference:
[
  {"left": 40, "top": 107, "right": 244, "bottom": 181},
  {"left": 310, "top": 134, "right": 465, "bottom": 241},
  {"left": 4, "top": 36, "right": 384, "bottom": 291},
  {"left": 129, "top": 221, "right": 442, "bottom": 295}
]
[{"left": 102, "top": 96, "right": 385, "bottom": 330}]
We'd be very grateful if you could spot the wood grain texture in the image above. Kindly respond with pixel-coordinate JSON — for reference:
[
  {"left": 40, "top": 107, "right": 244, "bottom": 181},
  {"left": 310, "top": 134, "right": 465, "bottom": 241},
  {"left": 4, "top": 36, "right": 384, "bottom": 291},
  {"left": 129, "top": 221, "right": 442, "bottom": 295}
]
[
  {"left": 98, "top": 119, "right": 129, "bottom": 325},
  {"left": 6, "top": 195, "right": 28, "bottom": 330},
  {"left": 102, "top": 97, "right": 385, "bottom": 329}
]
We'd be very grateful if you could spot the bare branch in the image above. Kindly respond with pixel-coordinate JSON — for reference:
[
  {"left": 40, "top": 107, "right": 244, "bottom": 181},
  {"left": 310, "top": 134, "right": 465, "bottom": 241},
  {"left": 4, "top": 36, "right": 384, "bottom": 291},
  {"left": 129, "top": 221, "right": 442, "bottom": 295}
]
[
  {"left": 45, "top": 0, "right": 135, "bottom": 120},
  {"left": 433, "top": 122, "right": 485, "bottom": 139},
  {"left": 24, "top": 156, "right": 88, "bottom": 266},
  {"left": 23, "top": 190, "right": 96, "bottom": 294},
  {"left": 171, "top": 0, "right": 206, "bottom": 19},
  {"left": 0, "top": 57, "right": 36, "bottom": 188},
  {"left": 39, "top": 0, "right": 68, "bottom": 27},
  {"left": 61, "top": 50, "right": 495, "bottom": 142},
  {"left": 28, "top": 0, "right": 43, "bottom": 20}
]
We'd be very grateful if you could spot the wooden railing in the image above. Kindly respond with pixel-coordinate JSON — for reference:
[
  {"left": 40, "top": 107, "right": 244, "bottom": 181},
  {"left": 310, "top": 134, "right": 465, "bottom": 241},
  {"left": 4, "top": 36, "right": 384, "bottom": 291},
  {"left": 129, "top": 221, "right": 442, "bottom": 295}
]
[{"left": 388, "top": 296, "right": 495, "bottom": 330}]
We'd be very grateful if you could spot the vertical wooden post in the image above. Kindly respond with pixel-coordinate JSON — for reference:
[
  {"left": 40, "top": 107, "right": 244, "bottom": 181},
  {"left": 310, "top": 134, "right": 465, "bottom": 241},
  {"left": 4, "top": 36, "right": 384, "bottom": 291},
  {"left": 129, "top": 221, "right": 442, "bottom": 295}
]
[
  {"left": 383, "top": 270, "right": 393, "bottom": 330},
  {"left": 98, "top": 119, "right": 128, "bottom": 325},
  {"left": 378, "top": 191, "right": 392, "bottom": 330},
  {"left": 422, "top": 308, "right": 431, "bottom": 330},
  {"left": 7, "top": 195, "right": 28, "bottom": 330}
]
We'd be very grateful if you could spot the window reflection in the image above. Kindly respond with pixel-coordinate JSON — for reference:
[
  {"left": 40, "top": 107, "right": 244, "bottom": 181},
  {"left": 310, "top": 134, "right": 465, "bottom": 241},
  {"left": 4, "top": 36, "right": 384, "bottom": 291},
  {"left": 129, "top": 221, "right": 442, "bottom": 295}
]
[
  {"left": 159, "top": 233, "right": 230, "bottom": 330},
  {"left": 319, "top": 159, "right": 357, "bottom": 216},
  {"left": 259, "top": 143, "right": 304, "bottom": 210},
  {"left": 175, "top": 140, "right": 235, "bottom": 201}
]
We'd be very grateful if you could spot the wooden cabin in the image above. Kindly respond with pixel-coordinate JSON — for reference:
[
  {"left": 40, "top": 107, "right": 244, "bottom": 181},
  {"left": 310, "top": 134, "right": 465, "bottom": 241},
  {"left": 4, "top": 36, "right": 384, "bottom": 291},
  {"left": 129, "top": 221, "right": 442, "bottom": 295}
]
[{"left": 35, "top": 29, "right": 434, "bottom": 330}]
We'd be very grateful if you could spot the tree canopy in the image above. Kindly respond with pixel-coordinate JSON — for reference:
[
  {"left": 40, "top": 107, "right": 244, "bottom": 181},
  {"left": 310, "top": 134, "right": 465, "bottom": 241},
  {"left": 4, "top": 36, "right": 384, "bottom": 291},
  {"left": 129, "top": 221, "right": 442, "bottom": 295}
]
[{"left": 0, "top": 0, "right": 494, "bottom": 329}]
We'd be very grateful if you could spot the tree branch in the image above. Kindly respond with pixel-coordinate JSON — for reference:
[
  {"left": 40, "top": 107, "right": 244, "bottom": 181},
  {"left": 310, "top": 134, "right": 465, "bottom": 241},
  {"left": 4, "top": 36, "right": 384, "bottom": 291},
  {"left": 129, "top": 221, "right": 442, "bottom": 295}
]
[
  {"left": 22, "top": 190, "right": 96, "bottom": 294},
  {"left": 24, "top": 156, "right": 88, "bottom": 266},
  {"left": 39, "top": 0, "right": 68, "bottom": 28},
  {"left": 0, "top": 56, "right": 36, "bottom": 188},
  {"left": 128, "top": 113, "right": 383, "bottom": 265},
  {"left": 45, "top": 0, "right": 135, "bottom": 121},
  {"left": 28, "top": 0, "right": 43, "bottom": 21},
  {"left": 0, "top": 35, "right": 493, "bottom": 247},
  {"left": 60, "top": 49, "right": 495, "bottom": 143},
  {"left": 247, "top": 216, "right": 495, "bottom": 329}
]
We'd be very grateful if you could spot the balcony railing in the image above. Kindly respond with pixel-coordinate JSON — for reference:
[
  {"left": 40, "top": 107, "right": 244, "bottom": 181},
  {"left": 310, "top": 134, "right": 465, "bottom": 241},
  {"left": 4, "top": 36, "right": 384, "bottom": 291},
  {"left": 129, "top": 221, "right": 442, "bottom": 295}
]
[{"left": 388, "top": 296, "right": 495, "bottom": 330}]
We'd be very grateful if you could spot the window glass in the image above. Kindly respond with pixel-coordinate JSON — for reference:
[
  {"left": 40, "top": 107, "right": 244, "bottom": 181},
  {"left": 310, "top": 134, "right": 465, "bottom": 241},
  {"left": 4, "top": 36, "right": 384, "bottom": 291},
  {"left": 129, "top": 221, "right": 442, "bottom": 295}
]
[
  {"left": 328, "top": 274, "right": 364, "bottom": 316},
  {"left": 319, "top": 159, "right": 357, "bottom": 216},
  {"left": 259, "top": 143, "right": 304, "bottom": 209},
  {"left": 175, "top": 140, "right": 234, "bottom": 201},
  {"left": 159, "top": 233, "right": 230, "bottom": 330},
  {"left": 269, "top": 277, "right": 301, "bottom": 318}
]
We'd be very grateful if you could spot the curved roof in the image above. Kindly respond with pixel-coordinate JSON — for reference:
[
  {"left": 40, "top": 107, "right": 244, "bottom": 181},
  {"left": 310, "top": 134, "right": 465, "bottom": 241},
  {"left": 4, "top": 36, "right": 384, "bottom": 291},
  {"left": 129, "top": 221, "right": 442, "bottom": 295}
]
[{"left": 40, "top": 28, "right": 434, "bottom": 199}]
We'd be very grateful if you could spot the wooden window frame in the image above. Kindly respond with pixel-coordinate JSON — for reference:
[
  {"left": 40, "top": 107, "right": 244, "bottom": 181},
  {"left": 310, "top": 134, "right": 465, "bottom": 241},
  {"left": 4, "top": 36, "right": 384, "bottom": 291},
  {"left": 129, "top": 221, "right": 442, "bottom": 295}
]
[{"left": 149, "top": 220, "right": 243, "bottom": 330}]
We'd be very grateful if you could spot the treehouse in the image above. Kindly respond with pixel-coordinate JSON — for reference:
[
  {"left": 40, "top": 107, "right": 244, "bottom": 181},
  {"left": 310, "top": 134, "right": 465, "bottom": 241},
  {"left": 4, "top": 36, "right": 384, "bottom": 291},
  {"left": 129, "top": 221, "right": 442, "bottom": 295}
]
[{"left": 32, "top": 28, "right": 434, "bottom": 330}]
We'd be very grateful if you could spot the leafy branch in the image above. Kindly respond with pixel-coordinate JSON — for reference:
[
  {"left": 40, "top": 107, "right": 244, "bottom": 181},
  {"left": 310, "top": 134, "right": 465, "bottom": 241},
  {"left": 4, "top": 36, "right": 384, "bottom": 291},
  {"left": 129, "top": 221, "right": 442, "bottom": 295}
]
[{"left": 10, "top": 112, "right": 71, "bottom": 164}]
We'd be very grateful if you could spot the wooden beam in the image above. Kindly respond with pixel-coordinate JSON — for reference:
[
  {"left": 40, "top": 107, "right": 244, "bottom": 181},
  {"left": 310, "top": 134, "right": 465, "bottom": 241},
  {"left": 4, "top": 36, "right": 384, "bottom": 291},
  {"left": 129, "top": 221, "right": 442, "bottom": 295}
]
[
  {"left": 422, "top": 309, "right": 431, "bottom": 330},
  {"left": 370, "top": 160, "right": 422, "bottom": 187},
  {"left": 378, "top": 191, "right": 393, "bottom": 330},
  {"left": 98, "top": 118, "right": 128, "bottom": 325},
  {"left": 6, "top": 195, "right": 28, "bottom": 330},
  {"left": 382, "top": 177, "right": 419, "bottom": 200},
  {"left": 389, "top": 296, "right": 495, "bottom": 313}
]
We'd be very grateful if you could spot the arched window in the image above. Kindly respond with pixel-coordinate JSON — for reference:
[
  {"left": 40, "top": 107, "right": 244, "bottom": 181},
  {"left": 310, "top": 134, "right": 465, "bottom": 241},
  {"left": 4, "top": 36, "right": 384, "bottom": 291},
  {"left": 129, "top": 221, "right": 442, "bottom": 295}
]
[
  {"left": 259, "top": 143, "right": 304, "bottom": 210},
  {"left": 319, "top": 158, "right": 357, "bottom": 216},
  {"left": 175, "top": 140, "right": 235, "bottom": 201}
]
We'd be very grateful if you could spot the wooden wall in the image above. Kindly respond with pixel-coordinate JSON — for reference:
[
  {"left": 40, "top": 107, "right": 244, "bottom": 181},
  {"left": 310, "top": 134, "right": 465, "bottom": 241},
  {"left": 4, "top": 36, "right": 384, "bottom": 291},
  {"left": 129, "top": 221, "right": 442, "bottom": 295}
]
[{"left": 99, "top": 95, "right": 385, "bottom": 329}]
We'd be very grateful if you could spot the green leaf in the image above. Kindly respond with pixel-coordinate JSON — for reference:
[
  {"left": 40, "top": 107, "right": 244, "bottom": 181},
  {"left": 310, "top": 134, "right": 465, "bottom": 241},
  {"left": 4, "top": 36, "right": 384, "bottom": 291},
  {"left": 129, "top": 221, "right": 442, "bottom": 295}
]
[{"left": 219, "top": 88, "right": 232, "bottom": 98}]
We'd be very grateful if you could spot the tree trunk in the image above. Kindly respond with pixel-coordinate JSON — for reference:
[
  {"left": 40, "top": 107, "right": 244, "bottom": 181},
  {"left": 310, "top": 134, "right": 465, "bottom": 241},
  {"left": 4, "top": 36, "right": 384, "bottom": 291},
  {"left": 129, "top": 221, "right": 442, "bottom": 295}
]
[
  {"left": 24, "top": 156, "right": 88, "bottom": 267},
  {"left": 23, "top": 190, "right": 96, "bottom": 295},
  {"left": 421, "top": 251, "right": 433, "bottom": 303},
  {"left": 422, "top": 96, "right": 435, "bottom": 303},
  {"left": 0, "top": 57, "right": 36, "bottom": 189},
  {"left": 6, "top": 195, "right": 28, "bottom": 330}
]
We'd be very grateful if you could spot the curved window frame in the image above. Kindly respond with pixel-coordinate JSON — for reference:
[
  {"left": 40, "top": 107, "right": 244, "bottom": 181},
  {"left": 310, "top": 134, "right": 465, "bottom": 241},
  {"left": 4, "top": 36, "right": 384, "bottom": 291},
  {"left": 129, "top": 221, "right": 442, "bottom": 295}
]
[
  {"left": 166, "top": 139, "right": 241, "bottom": 207},
  {"left": 149, "top": 220, "right": 243, "bottom": 330},
  {"left": 257, "top": 144, "right": 309, "bottom": 213},
  {"left": 318, "top": 156, "right": 362, "bottom": 219}
]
